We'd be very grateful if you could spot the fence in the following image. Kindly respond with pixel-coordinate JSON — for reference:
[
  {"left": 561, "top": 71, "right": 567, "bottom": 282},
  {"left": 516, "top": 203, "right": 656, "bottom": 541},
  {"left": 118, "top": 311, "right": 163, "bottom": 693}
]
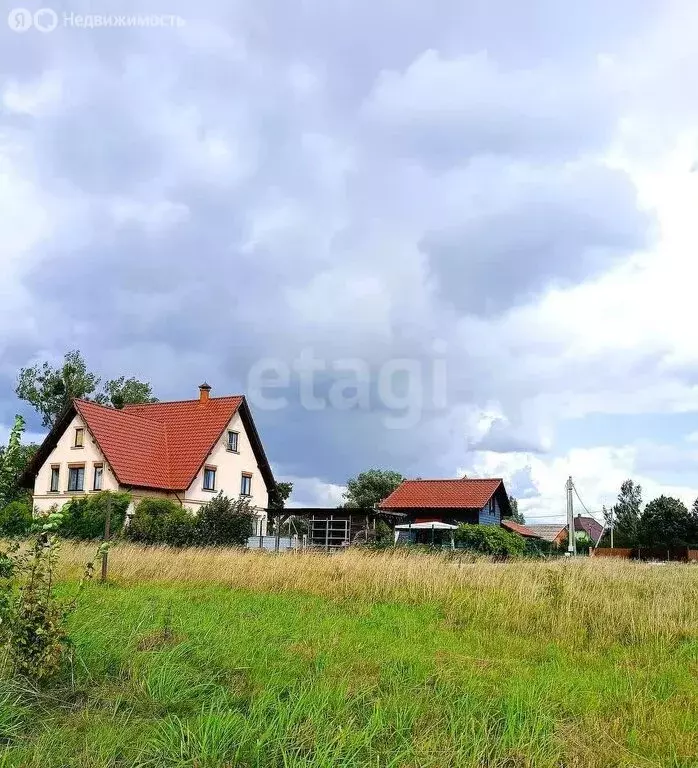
[
  {"left": 246, "top": 535, "right": 300, "bottom": 551},
  {"left": 591, "top": 548, "right": 633, "bottom": 558},
  {"left": 593, "top": 547, "right": 698, "bottom": 562}
]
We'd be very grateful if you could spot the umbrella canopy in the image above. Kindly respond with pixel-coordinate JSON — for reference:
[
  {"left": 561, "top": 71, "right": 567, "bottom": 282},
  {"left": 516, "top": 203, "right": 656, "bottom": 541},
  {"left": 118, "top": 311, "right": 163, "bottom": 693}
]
[{"left": 394, "top": 522, "right": 459, "bottom": 530}]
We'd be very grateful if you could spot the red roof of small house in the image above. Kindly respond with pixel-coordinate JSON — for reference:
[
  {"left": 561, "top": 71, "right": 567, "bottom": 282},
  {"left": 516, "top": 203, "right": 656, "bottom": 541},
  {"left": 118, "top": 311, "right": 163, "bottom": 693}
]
[
  {"left": 501, "top": 519, "right": 541, "bottom": 539},
  {"left": 379, "top": 478, "right": 504, "bottom": 509},
  {"left": 22, "top": 392, "right": 275, "bottom": 494}
]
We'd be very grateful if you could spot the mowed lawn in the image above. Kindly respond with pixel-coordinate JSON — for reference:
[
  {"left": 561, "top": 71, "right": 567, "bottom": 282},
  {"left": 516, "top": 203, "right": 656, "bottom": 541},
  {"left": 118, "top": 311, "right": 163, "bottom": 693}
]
[{"left": 0, "top": 546, "right": 697, "bottom": 767}]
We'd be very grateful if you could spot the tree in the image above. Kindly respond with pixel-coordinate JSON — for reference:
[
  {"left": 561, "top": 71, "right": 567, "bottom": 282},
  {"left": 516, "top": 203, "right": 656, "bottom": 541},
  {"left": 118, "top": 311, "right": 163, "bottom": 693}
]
[
  {"left": 612, "top": 479, "right": 642, "bottom": 547},
  {"left": 268, "top": 481, "right": 293, "bottom": 512},
  {"left": 690, "top": 498, "right": 698, "bottom": 548},
  {"left": 343, "top": 469, "right": 405, "bottom": 509},
  {"left": 507, "top": 496, "right": 525, "bottom": 524},
  {"left": 17, "top": 351, "right": 101, "bottom": 428},
  {"left": 638, "top": 496, "right": 692, "bottom": 549},
  {"left": 99, "top": 377, "right": 157, "bottom": 410},
  {"left": 0, "top": 415, "right": 37, "bottom": 507},
  {"left": 16, "top": 350, "right": 157, "bottom": 427}
]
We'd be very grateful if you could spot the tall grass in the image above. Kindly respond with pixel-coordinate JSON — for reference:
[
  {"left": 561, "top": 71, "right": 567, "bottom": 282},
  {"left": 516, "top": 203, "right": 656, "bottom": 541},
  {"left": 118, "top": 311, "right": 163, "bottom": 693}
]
[
  {"left": 56, "top": 542, "right": 698, "bottom": 648},
  {"left": 0, "top": 544, "right": 695, "bottom": 767}
]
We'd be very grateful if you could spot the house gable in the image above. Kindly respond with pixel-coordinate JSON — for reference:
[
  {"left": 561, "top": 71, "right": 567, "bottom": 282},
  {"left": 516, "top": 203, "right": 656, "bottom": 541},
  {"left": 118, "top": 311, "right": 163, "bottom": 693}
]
[
  {"left": 184, "top": 408, "right": 269, "bottom": 511},
  {"left": 29, "top": 409, "right": 117, "bottom": 513}
]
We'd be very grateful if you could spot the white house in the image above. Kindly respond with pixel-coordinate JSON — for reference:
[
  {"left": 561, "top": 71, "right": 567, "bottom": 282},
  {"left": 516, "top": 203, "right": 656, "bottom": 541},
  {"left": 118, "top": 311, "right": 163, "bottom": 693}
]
[{"left": 21, "top": 383, "right": 275, "bottom": 534}]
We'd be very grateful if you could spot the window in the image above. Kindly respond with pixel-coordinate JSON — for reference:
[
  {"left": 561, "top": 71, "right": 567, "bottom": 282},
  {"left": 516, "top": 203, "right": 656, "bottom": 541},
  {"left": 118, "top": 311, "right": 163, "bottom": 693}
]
[
  {"left": 203, "top": 467, "right": 216, "bottom": 491},
  {"left": 67, "top": 466, "right": 85, "bottom": 492},
  {"left": 50, "top": 466, "right": 60, "bottom": 493},
  {"left": 93, "top": 464, "right": 103, "bottom": 491},
  {"left": 240, "top": 473, "right": 252, "bottom": 496},
  {"left": 227, "top": 431, "right": 239, "bottom": 452},
  {"left": 74, "top": 428, "right": 84, "bottom": 448}
]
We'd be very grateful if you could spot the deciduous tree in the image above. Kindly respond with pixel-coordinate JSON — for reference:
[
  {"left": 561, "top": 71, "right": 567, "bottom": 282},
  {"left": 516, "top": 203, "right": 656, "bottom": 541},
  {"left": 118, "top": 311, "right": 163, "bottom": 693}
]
[
  {"left": 343, "top": 469, "right": 405, "bottom": 509},
  {"left": 16, "top": 350, "right": 157, "bottom": 427},
  {"left": 508, "top": 495, "right": 525, "bottom": 524},
  {"left": 638, "top": 496, "right": 692, "bottom": 549}
]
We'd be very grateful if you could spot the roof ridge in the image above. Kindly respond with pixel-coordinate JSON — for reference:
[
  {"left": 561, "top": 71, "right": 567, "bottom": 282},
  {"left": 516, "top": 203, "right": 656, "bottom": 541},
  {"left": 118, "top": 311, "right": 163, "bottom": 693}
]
[
  {"left": 123, "top": 395, "right": 244, "bottom": 408},
  {"left": 404, "top": 478, "right": 503, "bottom": 482}
]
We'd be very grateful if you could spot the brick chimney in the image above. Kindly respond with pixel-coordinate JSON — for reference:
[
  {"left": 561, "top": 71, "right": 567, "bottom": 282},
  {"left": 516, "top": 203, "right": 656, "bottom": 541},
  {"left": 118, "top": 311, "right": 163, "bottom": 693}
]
[{"left": 199, "top": 382, "right": 212, "bottom": 403}]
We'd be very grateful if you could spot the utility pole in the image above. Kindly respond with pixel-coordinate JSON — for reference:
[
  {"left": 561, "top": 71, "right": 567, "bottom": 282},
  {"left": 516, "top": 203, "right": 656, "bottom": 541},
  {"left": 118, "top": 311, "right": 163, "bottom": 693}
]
[
  {"left": 610, "top": 505, "right": 614, "bottom": 549},
  {"left": 566, "top": 476, "right": 576, "bottom": 556}
]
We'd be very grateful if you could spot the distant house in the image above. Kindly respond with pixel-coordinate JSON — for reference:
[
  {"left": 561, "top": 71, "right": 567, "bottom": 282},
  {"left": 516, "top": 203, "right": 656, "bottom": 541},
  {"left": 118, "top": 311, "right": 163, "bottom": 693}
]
[
  {"left": 500, "top": 519, "right": 543, "bottom": 540},
  {"left": 21, "top": 383, "right": 275, "bottom": 535},
  {"left": 378, "top": 478, "right": 512, "bottom": 544},
  {"left": 527, "top": 515, "right": 604, "bottom": 548}
]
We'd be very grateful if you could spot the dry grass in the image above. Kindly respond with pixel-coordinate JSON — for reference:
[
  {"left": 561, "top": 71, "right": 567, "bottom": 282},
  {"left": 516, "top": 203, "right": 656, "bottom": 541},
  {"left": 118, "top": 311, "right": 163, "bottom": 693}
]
[
  {"left": 1, "top": 543, "right": 695, "bottom": 766},
  {"left": 58, "top": 541, "right": 698, "bottom": 649}
]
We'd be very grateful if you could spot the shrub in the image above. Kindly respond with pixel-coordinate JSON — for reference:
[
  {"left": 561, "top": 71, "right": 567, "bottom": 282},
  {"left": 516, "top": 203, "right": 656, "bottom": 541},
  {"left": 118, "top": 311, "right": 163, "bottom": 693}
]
[
  {"left": 454, "top": 524, "right": 526, "bottom": 557},
  {"left": 59, "top": 491, "right": 131, "bottom": 540},
  {"left": 126, "top": 498, "right": 188, "bottom": 545},
  {"left": 160, "top": 507, "right": 197, "bottom": 547},
  {"left": 0, "top": 511, "right": 98, "bottom": 682},
  {"left": 0, "top": 500, "right": 33, "bottom": 537},
  {"left": 195, "top": 493, "right": 255, "bottom": 546}
]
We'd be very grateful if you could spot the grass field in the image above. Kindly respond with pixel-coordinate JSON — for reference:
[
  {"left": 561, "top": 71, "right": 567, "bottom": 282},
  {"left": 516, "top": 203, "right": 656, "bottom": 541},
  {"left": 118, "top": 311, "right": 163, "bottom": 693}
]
[{"left": 0, "top": 544, "right": 696, "bottom": 767}]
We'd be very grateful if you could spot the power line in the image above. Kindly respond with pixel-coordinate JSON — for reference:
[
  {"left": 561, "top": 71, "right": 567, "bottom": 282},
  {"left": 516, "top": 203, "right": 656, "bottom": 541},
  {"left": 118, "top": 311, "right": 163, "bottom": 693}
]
[{"left": 572, "top": 482, "right": 592, "bottom": 516}]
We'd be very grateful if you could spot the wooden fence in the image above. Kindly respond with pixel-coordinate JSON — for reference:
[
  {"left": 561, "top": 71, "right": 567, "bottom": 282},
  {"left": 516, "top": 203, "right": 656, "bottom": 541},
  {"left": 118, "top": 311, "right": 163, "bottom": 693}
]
[
  {"left": 593, "top": 547, "right": 698, "bottom": 562},
  {"left": 591, "top": 548, "right": 633, "bottom": 558}
]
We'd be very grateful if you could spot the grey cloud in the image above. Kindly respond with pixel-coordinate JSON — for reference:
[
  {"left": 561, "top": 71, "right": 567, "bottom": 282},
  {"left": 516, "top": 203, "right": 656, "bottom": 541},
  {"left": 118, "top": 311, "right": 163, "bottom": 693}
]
[
  {"left": 423, "top": 162, "right": 652, "bottom": 315},
  {"left": 0, "top": 0, "right": 680, "bottom": 490}
]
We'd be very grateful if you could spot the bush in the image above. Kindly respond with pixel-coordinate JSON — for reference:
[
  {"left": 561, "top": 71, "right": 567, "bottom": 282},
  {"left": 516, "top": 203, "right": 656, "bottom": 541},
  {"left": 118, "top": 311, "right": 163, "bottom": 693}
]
[
  {"left": 160, "top": 507, "right": 197, "bottom": 547},
  {"left": 0, "top": 500, "right": 33, "bottom": 537},
  {"left": 195, "top": 493, "right": 255, "bottom": 546},
  {"left": 126, "top": 498, "right": 192, "bottom": 545},
  {"left": 59, "top": 491, "right": 131, "bottom": 540},
  {"left": 454, "top": 524, "right": 526, "bottom": 557}
]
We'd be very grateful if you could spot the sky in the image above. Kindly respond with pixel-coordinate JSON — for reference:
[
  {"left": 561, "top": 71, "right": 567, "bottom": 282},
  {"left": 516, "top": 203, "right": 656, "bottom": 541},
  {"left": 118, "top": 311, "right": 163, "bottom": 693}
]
[{"left": 1, "top": 0, "right": 697, "bottom": 522}]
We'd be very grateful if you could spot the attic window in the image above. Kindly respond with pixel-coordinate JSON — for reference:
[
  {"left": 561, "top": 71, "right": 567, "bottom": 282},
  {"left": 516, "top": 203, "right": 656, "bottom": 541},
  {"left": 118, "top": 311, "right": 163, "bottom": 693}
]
[
  {"left": 227, "top": 431, "right": 239, "bottom": 452},
  {"left": 240, "top": 473, "right": 252, "bottom": 497},
  {"left": 74, "top": 428, "right": 84, "bottom": 448}
]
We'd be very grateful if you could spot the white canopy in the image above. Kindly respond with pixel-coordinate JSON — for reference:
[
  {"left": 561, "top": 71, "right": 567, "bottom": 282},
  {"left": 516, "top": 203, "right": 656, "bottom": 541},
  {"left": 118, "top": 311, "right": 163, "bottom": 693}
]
[{"left": 394, "top": 522, "right": 458, "bottom": 530}]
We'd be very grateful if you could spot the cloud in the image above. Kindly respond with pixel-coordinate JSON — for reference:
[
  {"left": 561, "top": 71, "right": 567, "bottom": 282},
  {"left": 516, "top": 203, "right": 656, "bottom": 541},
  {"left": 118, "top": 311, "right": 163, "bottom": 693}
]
[{"left": 0, "top": 0, "right": 696, "bottom": 512}]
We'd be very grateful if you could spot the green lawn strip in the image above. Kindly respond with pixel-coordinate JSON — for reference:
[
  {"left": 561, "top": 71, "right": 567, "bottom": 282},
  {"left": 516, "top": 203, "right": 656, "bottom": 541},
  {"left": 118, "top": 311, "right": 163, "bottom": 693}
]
[{"left": 0, "top": 582, "right": 694, "bottom": 767}]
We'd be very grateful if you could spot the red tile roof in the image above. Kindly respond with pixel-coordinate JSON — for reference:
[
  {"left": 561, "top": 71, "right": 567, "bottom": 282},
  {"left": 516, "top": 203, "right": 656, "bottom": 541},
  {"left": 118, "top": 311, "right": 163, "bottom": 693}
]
[
  {"left": 74, "top": 396, "right": 243, "bottom": 491},
  {"left": 379, "top": 478, "right": 503, "bottom": 509},
  {"left": 501, "top": 519, "right": 541, "bottom": 539}
]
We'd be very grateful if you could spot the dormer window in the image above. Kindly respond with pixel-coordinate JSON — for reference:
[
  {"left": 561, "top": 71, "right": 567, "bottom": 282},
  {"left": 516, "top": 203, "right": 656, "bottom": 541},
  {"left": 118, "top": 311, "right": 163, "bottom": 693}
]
[
  {"left": 227, "top": 431, "right": 239, "bottom": 452},
  {"left": 74, "top": 428, "right": 84, "bottom": 448}
]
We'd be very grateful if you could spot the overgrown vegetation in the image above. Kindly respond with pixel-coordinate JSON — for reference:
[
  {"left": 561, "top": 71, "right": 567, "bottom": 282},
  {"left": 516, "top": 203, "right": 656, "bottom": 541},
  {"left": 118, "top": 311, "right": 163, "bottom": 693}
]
[
  {"left": 0, "top": 511, "right": 98, "bottom": 682},
  {"left": 0, "top": 545, "right": 694, "bottom": 767},
  {"left": 59, "top": 492, "right": 131, "bottom": 540},
  {"left": 126, "top": 494, "right": 255, "bottom": 547},
  {"left": 454, "top": 523, "right": 526, "bottom": 556}
]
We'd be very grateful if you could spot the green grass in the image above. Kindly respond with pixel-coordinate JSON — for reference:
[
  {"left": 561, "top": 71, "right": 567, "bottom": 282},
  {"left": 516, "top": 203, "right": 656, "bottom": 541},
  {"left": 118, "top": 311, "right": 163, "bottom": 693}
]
[{"left": 0, "top": 576, "right": 695, "bottom": 768}]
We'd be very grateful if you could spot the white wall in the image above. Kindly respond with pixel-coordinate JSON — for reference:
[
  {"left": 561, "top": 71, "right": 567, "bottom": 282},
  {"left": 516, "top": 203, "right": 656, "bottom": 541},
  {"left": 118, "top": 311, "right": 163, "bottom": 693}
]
[
  {"left": 32, "top": 413, "right": 117, "bottom": 514},
  {"left": 184, "top": 410, "right": 269, "bottom": 532}
]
